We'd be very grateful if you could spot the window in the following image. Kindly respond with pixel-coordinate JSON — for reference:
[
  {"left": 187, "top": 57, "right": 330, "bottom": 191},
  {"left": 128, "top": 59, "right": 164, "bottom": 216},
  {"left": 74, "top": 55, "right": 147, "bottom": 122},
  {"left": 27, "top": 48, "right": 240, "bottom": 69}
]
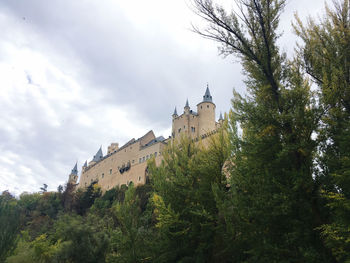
[
  {"left": 155, "top": 152, "right": 157, "bottom": 157},
  {"left": 132, "top": 160, "right": 134, "bottom": 164},
  {"left": 110, "top": 169, "right": 112, "bottom": 174},
  {"left": 201, "top": 106, "right": 202, "bottom": 109},
  {"left": 207, "top": 105, "right": 209, "bottom": 108},
  {"left": 178, "top": 128, "right": 181, "bottom": 133},
  {"left": 143, "top": 156, "right": 145, "bottom": 162},
  {"left": 184, "top": 125, "right": 185, "bottom": 129},
  {"left": 139, "top": 158, "right": 141, "bottom": 163},
  {"left": 102, "top": 173, "right": 104, "bottom": 178},
  {"left": 139, "top": 176, "right": 141, "bottom": 181}
]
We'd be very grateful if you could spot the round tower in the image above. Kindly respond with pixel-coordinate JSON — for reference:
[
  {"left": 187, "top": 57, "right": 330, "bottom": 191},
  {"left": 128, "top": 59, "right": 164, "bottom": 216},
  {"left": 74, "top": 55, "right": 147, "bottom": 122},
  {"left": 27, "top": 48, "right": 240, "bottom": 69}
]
[{"left": 197, "top": 85, "right": 216, "bottom": 136}]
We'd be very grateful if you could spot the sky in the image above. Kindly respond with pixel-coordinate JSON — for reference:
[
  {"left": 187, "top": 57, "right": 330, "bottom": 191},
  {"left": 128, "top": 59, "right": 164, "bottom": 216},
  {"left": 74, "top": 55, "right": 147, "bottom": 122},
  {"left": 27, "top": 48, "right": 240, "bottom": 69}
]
[{"left": 0, "top": 0, "right": 329, "bottom": 195}]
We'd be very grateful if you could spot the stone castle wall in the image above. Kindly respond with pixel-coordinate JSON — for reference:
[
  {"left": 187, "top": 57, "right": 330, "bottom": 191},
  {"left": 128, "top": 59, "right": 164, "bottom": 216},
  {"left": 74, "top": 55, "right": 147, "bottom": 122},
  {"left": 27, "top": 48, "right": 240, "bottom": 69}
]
[{"left": 70, "top": 87, "right": 222, "bottom": 192}]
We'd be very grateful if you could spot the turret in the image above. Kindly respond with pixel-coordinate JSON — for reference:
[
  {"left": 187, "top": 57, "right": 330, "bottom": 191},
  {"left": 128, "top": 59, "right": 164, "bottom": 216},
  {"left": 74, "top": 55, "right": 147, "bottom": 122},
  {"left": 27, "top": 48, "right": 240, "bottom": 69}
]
[
  {"left": 184, "top": 99, "right": 190, "bottom": 114},
  {"left": 68, "top": 162, "right": 78, "bottom": 184},
  {"left": 219, "top": 112, "right": 224, "bottom": 122},
  {"left": 197, "top": 84, "right": 216, "bottom": 136},
  {"left": 89, "top": 146, "right": 103, "bottom": 165},
  {"left": 82, "top": 160, "right": 87, "bottom": 172},
  {"left": 172, "top": 107, "right": 178, "bottom": 119}
]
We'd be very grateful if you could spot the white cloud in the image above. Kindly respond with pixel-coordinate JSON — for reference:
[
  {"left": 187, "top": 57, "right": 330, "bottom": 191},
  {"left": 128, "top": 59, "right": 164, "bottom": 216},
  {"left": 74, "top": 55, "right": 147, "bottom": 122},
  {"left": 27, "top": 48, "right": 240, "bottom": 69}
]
[{"left": 0, "top": 0, "right": 332, "bottom": 195}]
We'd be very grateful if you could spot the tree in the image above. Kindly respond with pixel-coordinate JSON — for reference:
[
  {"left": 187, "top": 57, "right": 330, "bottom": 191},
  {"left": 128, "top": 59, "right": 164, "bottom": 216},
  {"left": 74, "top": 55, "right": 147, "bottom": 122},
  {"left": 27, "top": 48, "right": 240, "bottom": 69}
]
[
  {"left": 295, "top": 0, "right": 350, "bottom": 261},
  {"left": 0, "top": 191, "right": 20, "bottom": 262},
  {"left": 149, "top": 130, "right": 230, "bottom": 262},
  {"left": 108, "top": 184, "right": 153, "bottom": 263},
  {"left": 192, "top": 0, "right": 330, "bottom": 261},
  {"left": 40, "top": 184, "right": 48, "bottom": 193}
]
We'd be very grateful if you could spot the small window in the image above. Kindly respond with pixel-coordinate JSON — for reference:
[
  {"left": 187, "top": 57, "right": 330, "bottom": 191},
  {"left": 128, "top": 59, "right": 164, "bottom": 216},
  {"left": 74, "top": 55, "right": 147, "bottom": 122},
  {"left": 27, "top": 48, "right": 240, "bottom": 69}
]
[
  {"left": 143, "top": 156, "right": 145, "bottom": 162},
  {"left": 132, "top": 160, "right": 134, "bottom": 163},
  {"left": 184, "top": 125, "right": 185, "bottom": 129},
  {"left": 155, "top": 152, "right": 157, "bottom": 157},
  {"left": 110, "top": 169, "right": 112, "bottom": 174},
  {"left": 139, "top": 176, "right": 141, "bottom": 181},
  {"left": 139, "top": 158, "right": 141, "bottom": 163},
  {"left": 201, "top": 106, "right": 202, "bottom": 109},
  {"left": 178, "top": 128, "right": 181, "bottom": 133},
  {"left": 207, "top": 105, "right": 209, "bottom": 108},
  {"left": 102, "top": 173, "right": 104, "bottom": 178}
]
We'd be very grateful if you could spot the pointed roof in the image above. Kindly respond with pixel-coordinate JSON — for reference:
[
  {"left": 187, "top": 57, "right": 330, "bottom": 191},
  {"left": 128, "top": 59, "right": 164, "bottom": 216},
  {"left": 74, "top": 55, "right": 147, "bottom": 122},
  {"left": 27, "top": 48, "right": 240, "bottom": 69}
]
[
  {"left": 219, "top": 112, "right": 224, "bottom": 121},
  {"left": 92, "top": 146, "right": 103, "bottom": 162},
  {"left": 173, "top": 107, "right": 178, "bottom": 116},
  {"left": 71, "top": 162, "right": 78, "bottom": 175},
  {"left": 203, "top": 84, "right": 213, "bottom": 102},
  {"left": 83, "top": 160, "right": 87, "bottom": 168},
  {"left": 185, "top": 98, "right": 190, "bottom": 108}
]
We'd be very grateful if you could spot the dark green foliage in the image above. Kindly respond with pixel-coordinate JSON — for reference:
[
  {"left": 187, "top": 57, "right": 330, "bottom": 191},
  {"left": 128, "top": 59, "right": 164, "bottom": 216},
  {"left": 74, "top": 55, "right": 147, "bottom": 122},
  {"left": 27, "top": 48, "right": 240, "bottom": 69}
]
[
  {"left": 193, "top": 0, "right": 331, "bottom": 261},
  {"left": 74, "top": 182, "right": 102, "bottom": 215},
  {"left": 295, "top": 1, "right": 350, "bottom": 261},
  {"left": 0, "top": 191, "right": 20, "bottom": 262},
  {"left": 149, "top": 131, "right": 230, "bottom": 262},
  {"left": 2, "top": 1, "right": 350, "bottom": 262}
]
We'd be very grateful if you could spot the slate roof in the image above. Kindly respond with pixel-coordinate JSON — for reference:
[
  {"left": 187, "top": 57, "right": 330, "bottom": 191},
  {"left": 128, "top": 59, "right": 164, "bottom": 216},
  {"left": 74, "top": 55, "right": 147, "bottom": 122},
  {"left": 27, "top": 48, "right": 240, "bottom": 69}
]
[
  {"left": 92, "top": 147, "right": 103, "bottom": 162},
  {"left": 203, "top": 85, "right": 213, "bottom": 102}
]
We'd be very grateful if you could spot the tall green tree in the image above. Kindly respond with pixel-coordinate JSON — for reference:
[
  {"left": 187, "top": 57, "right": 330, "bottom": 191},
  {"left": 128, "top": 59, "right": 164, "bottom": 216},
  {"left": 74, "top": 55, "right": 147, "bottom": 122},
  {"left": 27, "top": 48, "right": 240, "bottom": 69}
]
[
  {"left": 0, "top": 191, "right": 20, "bottom": 262},
  {"left": 193, "top": 0, "right": 329, "bottom": 261},
  {"left": 149, "top": 129, "right": 230, "bottom": 262},
  {"left": 107, "top": 184, "right": 154, "bottom": 263},
  {"left": 295, "top": 1, "right": 350, "bottom": 261}
]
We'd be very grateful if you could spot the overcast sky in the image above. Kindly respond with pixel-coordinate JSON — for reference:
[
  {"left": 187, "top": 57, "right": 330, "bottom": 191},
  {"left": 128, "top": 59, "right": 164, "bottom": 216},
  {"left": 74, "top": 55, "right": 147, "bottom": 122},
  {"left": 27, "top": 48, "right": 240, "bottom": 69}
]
[{"left": 0, "top": 0, "right": 329, "bottom": 195}]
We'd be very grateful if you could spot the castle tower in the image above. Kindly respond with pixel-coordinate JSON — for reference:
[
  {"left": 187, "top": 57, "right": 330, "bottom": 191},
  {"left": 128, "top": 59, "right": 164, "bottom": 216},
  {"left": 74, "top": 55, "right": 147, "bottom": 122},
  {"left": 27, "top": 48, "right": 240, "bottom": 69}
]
[
  {"left": 172, "top": 107, "right": 178, "bottom": 118},
  {"left": 184, "top": 99, "right": 190, "bottom": 114},
  {"left": 68, "top": 162, "right": 78, "bottom": 184},
  {"left": 219, "top": 112, "right": 224, "bottom": 122},
  {"left": 197, "top": 85, "right": 216, "bottom": 136},
  {"left": 82, "top": 160, "right": 87, "bottom": 172}
]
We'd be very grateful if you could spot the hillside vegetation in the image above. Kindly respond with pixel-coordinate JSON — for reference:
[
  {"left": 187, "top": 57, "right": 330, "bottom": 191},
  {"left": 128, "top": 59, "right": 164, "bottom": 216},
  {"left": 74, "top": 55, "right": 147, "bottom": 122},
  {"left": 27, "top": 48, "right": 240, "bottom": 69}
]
[{"left": 1, "top": 0, "right": 350, "bottom": 262}]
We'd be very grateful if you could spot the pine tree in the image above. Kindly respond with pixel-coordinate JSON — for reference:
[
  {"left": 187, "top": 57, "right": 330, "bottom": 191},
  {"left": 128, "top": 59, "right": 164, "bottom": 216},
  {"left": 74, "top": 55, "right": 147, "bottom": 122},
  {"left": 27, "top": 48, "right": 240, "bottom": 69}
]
[
  {"left": 193, "top": 0, "right": 330, "bottom": 261},
  {"left": 295, "top": 0, "right": 350, "bottom": 261}
]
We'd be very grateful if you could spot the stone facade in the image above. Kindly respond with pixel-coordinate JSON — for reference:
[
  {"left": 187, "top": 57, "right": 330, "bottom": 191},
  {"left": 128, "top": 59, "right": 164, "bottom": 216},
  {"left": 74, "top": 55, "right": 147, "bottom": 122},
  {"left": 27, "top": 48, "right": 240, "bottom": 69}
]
[{"left": 70, "top": 86, "right": 223, "bottom": 191}]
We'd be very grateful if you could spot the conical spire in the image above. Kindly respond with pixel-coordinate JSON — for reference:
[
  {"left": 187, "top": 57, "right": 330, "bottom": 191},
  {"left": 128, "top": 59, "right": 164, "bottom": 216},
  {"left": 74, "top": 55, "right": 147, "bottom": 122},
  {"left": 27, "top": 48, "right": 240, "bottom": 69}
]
[
  {"left": 71, "top": 162, "right": 78, "bottom": 175},
  {"left": 185, "top": 98, "right": 190, "bottom": 108},
  {"left": 92, "top": 146, "right": 103, "bottom": 162},
  {"left": 203, "top": 84, "right": 213, "bottom": 102},
  {"left": 173, "top": 107, "right": 178, "bottom": 116},
  {"left": 83, "top": 160, "right": 87, "bottom": 168},
  {"left": 219, "top": 112, "right": 223, "bottom": 121}
]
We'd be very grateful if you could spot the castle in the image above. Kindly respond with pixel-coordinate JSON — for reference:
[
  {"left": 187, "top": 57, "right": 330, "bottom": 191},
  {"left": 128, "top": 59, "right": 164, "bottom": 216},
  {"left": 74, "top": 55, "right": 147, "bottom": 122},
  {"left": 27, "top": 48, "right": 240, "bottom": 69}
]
[{"left": 68, "top": 86, "right": 223, "bottom": 191}]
